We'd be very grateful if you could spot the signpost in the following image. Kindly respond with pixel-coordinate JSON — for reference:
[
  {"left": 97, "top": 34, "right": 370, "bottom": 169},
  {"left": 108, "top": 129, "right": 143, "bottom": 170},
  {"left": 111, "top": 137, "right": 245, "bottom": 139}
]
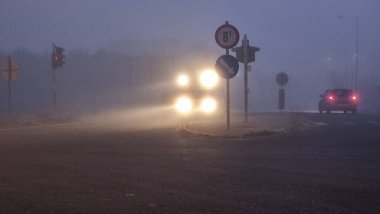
[
  {"left": 232, "top": 34, "right": 260, "bottom": 122},
  {"left": 215, "top": 21, "right": 240, "bottom": 131},
  {"left": 276, "top": 72, "right": 289, "bottom": 111},
  {"left": 1, "top": 56, "right": 20, "bottom": 119}
]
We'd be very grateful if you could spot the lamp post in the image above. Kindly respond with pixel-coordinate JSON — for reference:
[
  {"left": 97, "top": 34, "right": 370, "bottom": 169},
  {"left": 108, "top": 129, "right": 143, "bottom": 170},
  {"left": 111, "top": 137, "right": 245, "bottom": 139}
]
[{"left": 338, "top": 15, "right": 359, "bottom": 90}]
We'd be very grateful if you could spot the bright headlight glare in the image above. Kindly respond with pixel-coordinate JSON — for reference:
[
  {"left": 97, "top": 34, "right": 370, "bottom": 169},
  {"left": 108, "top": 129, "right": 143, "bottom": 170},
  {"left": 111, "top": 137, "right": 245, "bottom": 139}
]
[
  {"left": 200, "top": 97, "right": 217, "bottom": 113},
  {"left": 175, "top": 97, "right": 193, "bottom": 113},
  {"left": 200, "top": 69, "right": 219, "bottom": 89},
  {"left": 176, "top": 74, "right": 190, "bottom": 87}
]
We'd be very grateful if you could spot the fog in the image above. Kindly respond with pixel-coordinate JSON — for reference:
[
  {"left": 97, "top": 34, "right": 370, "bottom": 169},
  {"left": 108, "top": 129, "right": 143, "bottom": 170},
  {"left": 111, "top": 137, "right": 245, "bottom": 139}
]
[{"left": 1, "top": 0, "right": 380, "bottom": 121}]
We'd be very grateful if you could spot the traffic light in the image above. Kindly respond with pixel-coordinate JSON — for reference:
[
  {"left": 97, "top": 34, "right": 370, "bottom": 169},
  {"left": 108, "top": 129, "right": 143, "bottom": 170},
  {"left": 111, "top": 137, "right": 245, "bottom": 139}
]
[
  {"left": 232, "top": 45, "right": 260, "bottom": 63},
  {"left": 51, "top": 44, "right": 65, "bottom": 69}
]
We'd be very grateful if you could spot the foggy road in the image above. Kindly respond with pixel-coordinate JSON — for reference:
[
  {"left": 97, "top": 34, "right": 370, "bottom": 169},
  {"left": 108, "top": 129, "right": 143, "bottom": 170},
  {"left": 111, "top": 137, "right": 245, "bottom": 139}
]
[
  {"left": 2, "top": 1, "right": 380, "bottom": 213},
  {"left": 1, "top": 112, "right": 380, "bottom": 213}
]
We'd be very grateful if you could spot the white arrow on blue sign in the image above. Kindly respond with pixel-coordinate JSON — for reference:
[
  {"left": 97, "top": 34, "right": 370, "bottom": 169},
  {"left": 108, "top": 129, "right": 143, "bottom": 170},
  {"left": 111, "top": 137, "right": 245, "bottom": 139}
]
[{"left": 215, "top": 55, "right": 239, "bottom": 79}]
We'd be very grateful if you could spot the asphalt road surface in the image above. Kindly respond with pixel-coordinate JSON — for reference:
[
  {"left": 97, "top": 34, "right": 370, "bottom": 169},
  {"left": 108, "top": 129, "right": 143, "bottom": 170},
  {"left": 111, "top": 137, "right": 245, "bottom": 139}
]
[{"left": 1, "top": 112, "right": 380, "bottom": 213}]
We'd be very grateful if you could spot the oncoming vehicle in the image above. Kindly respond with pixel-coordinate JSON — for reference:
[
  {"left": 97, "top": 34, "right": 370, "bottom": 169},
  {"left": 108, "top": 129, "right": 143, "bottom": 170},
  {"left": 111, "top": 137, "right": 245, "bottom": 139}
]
[
  {"left": 318, "top": 89, "right": 358, "bottom": 114},
  {"left": 163, "top": 68, "right": 222, "bottom": 117}
]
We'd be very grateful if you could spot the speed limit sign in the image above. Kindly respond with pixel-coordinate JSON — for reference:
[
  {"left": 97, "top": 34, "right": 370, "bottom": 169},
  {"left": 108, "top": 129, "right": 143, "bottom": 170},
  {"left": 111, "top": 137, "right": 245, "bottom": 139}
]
[{"left": 215, "top": 22, "right": 240, "bottom": 49}]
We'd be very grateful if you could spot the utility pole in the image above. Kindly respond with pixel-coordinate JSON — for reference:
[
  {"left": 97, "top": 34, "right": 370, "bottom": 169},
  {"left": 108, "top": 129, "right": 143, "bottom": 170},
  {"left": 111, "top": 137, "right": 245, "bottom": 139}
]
[
  {"left": 354, "top": 16, "right": 359, "bottom": 90},
  {"left": 128, "top": 56, "right": 133, "bottom": 89},
  {"left": 338, "top": 15, "right": 359, "bottom": 89}
]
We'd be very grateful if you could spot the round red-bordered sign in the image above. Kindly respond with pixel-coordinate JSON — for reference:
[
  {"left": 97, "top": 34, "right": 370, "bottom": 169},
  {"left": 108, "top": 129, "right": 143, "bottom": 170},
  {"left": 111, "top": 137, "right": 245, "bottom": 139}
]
[{"left": 215, "top": 23, "right": 240, "bottom": 49}]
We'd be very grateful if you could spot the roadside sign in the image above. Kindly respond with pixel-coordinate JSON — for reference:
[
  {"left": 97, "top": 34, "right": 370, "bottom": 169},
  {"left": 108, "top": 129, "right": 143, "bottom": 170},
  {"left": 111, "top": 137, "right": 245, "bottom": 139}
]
[
  {"left": 215, "top": 22, "right": 240, "bottom": 49},
  {"left": 1, "top": 57, "right": 19, "bottom": 81},
  {"left": 276, "top": 72, "right": 288, "bottom": 87},
  {"left": 214, "top": 21, "right": 240, "bottom": 131},
  {"left": 215, "top": 55, "right": 239, "bottom": 79}
]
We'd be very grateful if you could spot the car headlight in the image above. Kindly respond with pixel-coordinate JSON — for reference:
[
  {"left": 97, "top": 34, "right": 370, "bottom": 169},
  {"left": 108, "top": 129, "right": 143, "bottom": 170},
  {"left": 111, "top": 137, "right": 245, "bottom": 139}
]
[
  {"left": 200, "top": 97, "right": 217, "bottom": 113},
  {"left": 175, "top": 97, "right": 193, "bottom": 113},
  {"left": 199, "top": 69, "right": 219, "bottom": 89},
  {"left": 176, "top": 74, "right": 190, "bottom": 87}
]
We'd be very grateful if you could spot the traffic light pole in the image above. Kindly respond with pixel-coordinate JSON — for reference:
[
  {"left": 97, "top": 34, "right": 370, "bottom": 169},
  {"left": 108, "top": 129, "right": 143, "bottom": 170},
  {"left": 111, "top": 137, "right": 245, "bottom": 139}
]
[
  {"left": 243, "top": 35, "right": 249, "bottom": 122},
  {"left": 7, "top": 56, "right": 12, "bottom": 120},
  {"left": 8, "top": 76, "right": 12, "bottom": 120},
  {"left": 244, "top": 62, "right": 248, "bottom": 122},
  {"left": 53, "top": 68, "right": 57, "bottom": 112},
  {"left": 233, "top": 35, "right": 257, "bottom": 122},
  {"left": 51, "top": 43, "right": 65, "bottom": 113}
]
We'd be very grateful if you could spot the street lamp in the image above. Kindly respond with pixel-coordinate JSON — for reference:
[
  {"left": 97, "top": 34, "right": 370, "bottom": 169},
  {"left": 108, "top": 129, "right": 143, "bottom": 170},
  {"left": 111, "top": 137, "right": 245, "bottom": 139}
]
[{"left": 338, "top": 15, "right": 359, "bottom": 90}]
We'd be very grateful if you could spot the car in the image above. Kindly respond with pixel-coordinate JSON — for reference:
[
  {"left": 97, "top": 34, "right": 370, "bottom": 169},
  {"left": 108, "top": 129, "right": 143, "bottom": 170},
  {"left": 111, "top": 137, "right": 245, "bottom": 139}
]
[
  {"left": 161, "top": 69, "right": 223, "bottom": 118},
  {"left": 318, "top": 89, "right": 358, "bottom": 114}
]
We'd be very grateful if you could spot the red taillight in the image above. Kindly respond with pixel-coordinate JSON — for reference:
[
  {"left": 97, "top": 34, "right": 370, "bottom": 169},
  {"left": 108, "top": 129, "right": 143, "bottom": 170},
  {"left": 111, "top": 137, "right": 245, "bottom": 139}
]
[
  {"left": 328, "top": 96, "right": 334, "bottom": 101},
  {"left": 352, "top": 95, "right": 357, "bottom": 101}
]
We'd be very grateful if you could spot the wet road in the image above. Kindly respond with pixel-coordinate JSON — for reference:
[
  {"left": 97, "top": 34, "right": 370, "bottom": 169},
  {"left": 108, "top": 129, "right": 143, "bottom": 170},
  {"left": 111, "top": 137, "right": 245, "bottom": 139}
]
[{"left": 0, "top": 113, "right": 380, "bottom": 213}]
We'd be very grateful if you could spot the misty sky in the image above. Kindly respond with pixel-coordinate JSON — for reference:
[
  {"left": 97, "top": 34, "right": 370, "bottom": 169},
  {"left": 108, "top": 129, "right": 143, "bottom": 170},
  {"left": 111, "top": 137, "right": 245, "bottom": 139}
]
[
  {"left": 1, "top": 0, "right": 380, "bottom": 112},
  {"left": 1, "top": 0, "right": 379, "bottom": 53}
]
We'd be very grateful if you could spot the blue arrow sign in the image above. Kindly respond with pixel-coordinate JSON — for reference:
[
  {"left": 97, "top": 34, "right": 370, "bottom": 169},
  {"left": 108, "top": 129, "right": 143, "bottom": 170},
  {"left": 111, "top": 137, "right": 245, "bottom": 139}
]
[{"left": 215, "top": 55, "right": 239, "bottom": 79}]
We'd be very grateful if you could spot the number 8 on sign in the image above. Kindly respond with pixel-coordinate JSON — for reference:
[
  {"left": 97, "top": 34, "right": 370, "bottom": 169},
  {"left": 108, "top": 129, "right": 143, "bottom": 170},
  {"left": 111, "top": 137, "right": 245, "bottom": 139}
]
[
  {"left": 215, "top": 22, "right": 240, "bottom": 49},
  {"left": 223, "top": 31, "right": 230, "bottom": 42}
]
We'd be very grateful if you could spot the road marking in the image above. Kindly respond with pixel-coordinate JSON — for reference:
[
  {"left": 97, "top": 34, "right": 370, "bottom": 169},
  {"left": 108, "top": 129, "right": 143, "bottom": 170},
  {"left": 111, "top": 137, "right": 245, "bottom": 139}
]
[
  {"left": 343, "top": 121, "right": 356, "bottom": 126},
  {"left": 0, "top": 121, "right": 87, "bottom": 132},
  {"left": 368, "top": 121, "right": 380, "bottom": 126},
  {"left": 313, "top": 122, "right": 329, "bottom": 126}
]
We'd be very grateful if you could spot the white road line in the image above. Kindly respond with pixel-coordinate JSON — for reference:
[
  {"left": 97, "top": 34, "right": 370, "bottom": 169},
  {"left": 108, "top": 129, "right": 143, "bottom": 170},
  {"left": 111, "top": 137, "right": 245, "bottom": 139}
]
[
  {"left": 0, "top": 121, "right": 87, "bottom": 131},
  {"left": 368, "top": 121, "right": 380, "bottom": 126},
  {"left": 313, "top": 122, "right": 329, "bottom": 126},
  {"left": 343, "top": 121, "right": 356, "bottom": 126}
]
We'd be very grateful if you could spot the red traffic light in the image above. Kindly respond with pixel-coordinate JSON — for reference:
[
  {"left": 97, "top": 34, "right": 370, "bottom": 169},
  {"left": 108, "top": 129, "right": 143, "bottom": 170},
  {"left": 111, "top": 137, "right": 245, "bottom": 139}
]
[{"left": 51, "top": 44, "right": 65, "bottom": 69}]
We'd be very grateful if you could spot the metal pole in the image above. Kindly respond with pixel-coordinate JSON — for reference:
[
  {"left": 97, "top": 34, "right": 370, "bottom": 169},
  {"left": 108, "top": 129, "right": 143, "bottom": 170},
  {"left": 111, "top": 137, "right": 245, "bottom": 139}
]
[
  {"left": 243, "top": 35, "right": 248, "bottom": 122},
  {"left": 226, "top": 79, "right": 230, "bottom": 131},
  {"left": 53, "top": 68, "right": 57, "bottom": 112},
  {"left": 354, "top": 16, "right": 359, "bottom": 90},
  {"left": 338, "top": 16, "right": 358, "bottom": 89},
  {"left": 148, "top": 56, "right": 153, "bottom": 84},
  {"left": 51, "top": 43, "right": 57, "bottom": 113},
  {"left": 226, "top": 49, "right": 230, "bottom": 131},
  {"left": 278, "top": 85, "right": 284, "bottom": 113},
  {"left": 128, "top": 56, "right": 133, "bottom": 88},
  {"left": 7, "top": 56, "right": 12, "bottom": 120}
]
